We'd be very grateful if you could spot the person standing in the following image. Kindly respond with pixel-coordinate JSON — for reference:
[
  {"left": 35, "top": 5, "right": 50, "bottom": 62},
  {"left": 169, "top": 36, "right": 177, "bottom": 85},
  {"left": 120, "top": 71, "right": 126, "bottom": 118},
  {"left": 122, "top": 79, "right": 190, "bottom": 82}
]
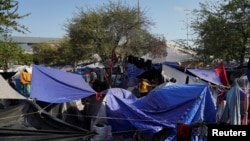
[{"left": 20, "top": 67, "right": 32, "bottom": 97}]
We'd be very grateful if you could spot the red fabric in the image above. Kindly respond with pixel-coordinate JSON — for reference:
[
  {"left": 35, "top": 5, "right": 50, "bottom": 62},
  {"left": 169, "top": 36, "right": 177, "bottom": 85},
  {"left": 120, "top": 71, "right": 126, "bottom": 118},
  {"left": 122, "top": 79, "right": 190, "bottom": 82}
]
[
  {"left": 177, "top": 123, "right": 192, "bottom": 141},
  {"left": 112, "top": 48, "right": 118, "bottom": 63},
  {"left": 214, "top": 62, "right": 230, "bottom": 86},
  {"left": 109, "top": 61, "right": 113, "bottom": 68},
  {"left": 96, "top": 92, "right": 103, "bottom": 101},
  {"left": 217, "top": 90, "right": 225, "bottom": 105},
  {"left": 242, "top": 92, "right": 249, "bottom": 125}
]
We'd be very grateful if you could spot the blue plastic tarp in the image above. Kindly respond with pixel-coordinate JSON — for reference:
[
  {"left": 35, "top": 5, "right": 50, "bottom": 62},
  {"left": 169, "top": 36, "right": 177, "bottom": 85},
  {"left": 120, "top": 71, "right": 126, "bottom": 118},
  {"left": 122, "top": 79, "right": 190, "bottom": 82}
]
[
  {"left": 187, "top": 68, "right": 223, "bottom": 86},
  {"left": 104, "top": 84, "right": 217, "bottom": 137},
  {"left": 125, "top": 63, "right": 145, "bottom": 78},
  {"left": 30, "top": 65, "right": 96, "bottom": 103}
]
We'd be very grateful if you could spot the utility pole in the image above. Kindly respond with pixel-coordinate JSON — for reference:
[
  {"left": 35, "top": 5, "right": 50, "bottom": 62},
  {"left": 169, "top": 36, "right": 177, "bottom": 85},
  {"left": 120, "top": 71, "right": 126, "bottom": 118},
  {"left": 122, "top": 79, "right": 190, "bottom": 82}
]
[
  {"left": 186, "top": 17, "right": 189, "bottom": 47},
  {"left": 138, "top": 0, "right": 140, "bottom": 17}
]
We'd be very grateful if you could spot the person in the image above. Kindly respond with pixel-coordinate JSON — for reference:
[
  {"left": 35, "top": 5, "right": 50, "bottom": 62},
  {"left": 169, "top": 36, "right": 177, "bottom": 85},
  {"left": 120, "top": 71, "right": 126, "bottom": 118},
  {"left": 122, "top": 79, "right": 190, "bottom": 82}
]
[
  {"left": 20, "top": 67, "right": 32, "bottom": 96},
  {"left": 7, "top": 77, "right": 19, "bottom": 106},
  {"left": 90, "top": 72, "right": 109, "bottom": 93},
  {"left": 138, "top": 78, "right": 152, "bottom": 97},
  {"left": 8, "top": 77, "right": 16, "bottom": 90}
]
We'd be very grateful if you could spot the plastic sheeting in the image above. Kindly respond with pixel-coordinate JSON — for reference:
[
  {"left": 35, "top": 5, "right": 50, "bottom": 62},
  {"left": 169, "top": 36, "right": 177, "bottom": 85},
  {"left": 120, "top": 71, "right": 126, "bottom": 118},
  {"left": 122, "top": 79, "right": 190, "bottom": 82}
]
[
  {"left": 30, "top": 65, "right": 96, "bottom": 103},
  {"left": 125, "top": 63, "right": 145, "bottom": 78},
  {"left": 0, "top": 75, "right": 26, "bottom": 99},
  {"left": 187, "top": 69, "right": 223, "bottom": 86},
  {"left": 104, "top": 84, "right": 217, "bottom": 138},
  {"left": 0, "top": 100, "right": 95, "bottom": 141},
  {"left": 162, "top": 64, "right": 207, "bottom": 84}
]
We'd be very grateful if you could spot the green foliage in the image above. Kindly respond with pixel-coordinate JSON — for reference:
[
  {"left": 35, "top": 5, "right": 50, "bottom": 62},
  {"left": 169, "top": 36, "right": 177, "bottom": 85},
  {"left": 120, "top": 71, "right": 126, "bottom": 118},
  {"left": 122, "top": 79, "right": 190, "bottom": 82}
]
[
  {"left": 66, "top": 0, "right": 167, "bottom": 64},
  {"left": 0, "top": 0, "right": 30, "bottom": 36},
  {"left": 0, "top": 37, "right": 23, "bottom": 67},
  {"left": 18, "top": 53, "right": 33, "bottom": 65},
  {"left": 56, "top": 37, "right": 78, "bottom": 66},
  {"left": 190, "top": 0, "right": 250, "bottom": 66},
  {"left": 0, "top": 0, "right": 31, "bottom": 67},
  {"left": 32, "top": 42, "right": 58, "bottom": 65}
]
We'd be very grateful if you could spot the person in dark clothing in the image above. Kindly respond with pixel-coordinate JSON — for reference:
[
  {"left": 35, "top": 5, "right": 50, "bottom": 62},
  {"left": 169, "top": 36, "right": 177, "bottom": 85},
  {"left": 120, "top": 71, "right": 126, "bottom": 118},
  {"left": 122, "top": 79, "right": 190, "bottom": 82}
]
[
  {"left": 7, "top": 77, "right": 19, "bottom": 106},
  {"left": 90, "top": 72, "right": 109, "bottom": 92},
  {"left": 8, "top": 77, "right": 16, "bottom": 90}
]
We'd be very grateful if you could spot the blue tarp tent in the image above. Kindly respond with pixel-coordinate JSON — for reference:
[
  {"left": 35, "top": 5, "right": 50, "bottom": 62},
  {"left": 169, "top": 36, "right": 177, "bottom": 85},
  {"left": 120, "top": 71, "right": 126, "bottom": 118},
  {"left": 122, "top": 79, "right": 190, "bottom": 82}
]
[
  {"left": 30, "top": 65, "right": 96, "bottom": 103},
  {"left": 187, "top": 69, "right": 223, "bottom": 86},
  {"left": 162, "top": 61, "right": 224, "bottom": 86},
  {"left": 125, "top": 63, "right": 145, "bottom": 78},
  {"left": 104, "top": 84, "right": 217, "bottom": 139}
]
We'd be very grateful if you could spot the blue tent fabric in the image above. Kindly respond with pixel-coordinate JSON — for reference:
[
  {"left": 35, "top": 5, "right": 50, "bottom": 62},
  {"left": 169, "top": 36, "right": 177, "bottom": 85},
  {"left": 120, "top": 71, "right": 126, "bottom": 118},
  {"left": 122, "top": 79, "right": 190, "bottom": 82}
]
[
  {"left": 104, "top": 84, "right": 217, "bottom": 138},
  {"left": 30, "top": 65, "right": 96, "bottom": 103},
  {"left": 163, "top": 61, "right": 186, "bottom": 72},
  {"left": 117, "top": 77, "right": 140, "bottom": 89},
  {"left": 219, "top": 86, "right": 241, "bottom": 125},
  {"left": 125, "top": 63, "right": 145, "bottom": 78},
  {"left": 152, "top": 63, "right": 162, "bottom": 70},
  {"left": 247, "top": 68, "right": 250, "bottom": 82},
  {"left": 187, "top": 68, "right": 223, "bottom": 86}
]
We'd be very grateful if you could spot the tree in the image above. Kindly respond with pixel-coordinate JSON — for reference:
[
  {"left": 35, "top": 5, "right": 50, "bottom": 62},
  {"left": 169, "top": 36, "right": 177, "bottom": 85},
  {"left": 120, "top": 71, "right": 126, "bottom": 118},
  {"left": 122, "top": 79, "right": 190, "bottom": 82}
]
[
  {"left": 0, "top": 0, "right": 30, "bottom": 68},
  {"left": 18, "top": 53, "right": 33, "bottom": 66},
  {"left": 66, "top": 1, "right": 167, "bottom": 68},
  {"left": 0, "top": 38, "right": 23, "bottom": 67},
  {"left": 56, "top": 37, "right": 76, "bottom": 66},
  {"left": 32, "top": 42, "right": 58, "bottom": 65},
  {"left": 0, "top": 0, "right": 30, "bottom": 36},
  {"left": 190, "top": 0, "right": 250, "bottom": 66}
]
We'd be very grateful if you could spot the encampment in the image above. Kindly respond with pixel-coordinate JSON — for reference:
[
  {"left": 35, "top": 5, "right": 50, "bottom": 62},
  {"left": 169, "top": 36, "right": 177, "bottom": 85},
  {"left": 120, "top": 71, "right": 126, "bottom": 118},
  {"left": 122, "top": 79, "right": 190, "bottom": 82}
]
[{"left": 1, "top": 61, "right": 249, "bottom": 141}]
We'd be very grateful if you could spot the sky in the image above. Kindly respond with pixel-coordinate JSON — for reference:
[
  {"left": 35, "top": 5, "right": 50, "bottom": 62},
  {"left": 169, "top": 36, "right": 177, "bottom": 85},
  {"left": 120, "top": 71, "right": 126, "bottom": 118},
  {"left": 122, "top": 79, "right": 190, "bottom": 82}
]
[{"left": 12, "top": 0, "right": 206, "bottom": 41}]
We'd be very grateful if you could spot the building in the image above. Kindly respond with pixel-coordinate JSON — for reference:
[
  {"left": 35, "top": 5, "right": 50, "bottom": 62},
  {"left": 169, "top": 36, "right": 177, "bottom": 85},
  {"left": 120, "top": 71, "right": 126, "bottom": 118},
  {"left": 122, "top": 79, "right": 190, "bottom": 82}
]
[{"left": 11, "top": 36, "right": 62, "bottom": 54}]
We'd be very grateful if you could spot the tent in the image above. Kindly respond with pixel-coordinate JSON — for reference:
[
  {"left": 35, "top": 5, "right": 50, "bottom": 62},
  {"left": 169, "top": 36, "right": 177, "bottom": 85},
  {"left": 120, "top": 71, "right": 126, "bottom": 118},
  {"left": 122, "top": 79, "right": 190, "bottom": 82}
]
[
  {"left": 0, "top": 72, "right": 17, "bottom": 80},
  {"left": 0, "top": 65, "right": 96, "bottom": 140},
  {"left": 125, "top": 63, "right": 145, "bottom": 78},
  {"left": 30, "top": 65, "right": 96, "bottom": 103},
  {"left": 187, "top": 68, "right": 224, "bottom": 86},
  {"left": 92, "top": 84, "right": 217, "bottom": 140},
  {"left": 0, "top": 74, "right": 26, "bottom": 108},
  {"left": 0, "top": 100, "right": 95, "bottom": 141},
  {"left": 83, "top": 62, "right": 105, "bottom": 69},
  {"left": 162, "top": 62, "right": 229, "bottom": 86},
  {"left": 162, "top": 63, "right": 207, "bottom": 84},
  {"left": 219, "top": 76, "right": 250, "bottom": 125},
  {"left": 0, "top": 75, "right": 26, "bottom": 100}
]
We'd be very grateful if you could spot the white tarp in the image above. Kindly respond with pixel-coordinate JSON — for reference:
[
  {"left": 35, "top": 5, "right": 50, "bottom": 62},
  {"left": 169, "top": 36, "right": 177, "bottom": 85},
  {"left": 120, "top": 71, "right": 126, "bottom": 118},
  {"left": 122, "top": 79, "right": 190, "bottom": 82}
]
[
  {"left": 162, "top": 63, "right": 207, "bottom": 84},
  {"left": 0, "top": 75, "right": 26, "bottom": 99},
  {"left": 84, "top": 62, "right": 105, "bottom": 69}
]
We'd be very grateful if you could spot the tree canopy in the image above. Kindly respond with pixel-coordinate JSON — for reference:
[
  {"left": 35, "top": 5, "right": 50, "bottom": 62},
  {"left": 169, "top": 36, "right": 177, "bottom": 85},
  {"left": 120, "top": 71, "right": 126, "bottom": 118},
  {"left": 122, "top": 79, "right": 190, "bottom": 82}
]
[
  {"left": 0, "top": 0, "right": 30, "bottom": 68},
  {"left": 0, "top": 0, "right": 30, "bottom": 36},
  {"left": 66, "top": 1, "right": 167, "bottom": 67},
  {"left": 190, "top": 0, "right": 250, "bottom": 66}
]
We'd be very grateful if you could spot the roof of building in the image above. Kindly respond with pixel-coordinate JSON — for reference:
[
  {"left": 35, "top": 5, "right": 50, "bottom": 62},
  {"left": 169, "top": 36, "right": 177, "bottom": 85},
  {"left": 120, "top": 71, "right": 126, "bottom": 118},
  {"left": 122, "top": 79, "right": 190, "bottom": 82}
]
[{"left": 11, "top": 36, "right": 62, "bottom": 44}]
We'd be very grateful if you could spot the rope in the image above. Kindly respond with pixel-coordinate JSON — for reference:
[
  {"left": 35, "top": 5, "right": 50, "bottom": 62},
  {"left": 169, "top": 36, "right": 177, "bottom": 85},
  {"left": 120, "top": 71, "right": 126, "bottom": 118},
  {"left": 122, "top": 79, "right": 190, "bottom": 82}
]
[
  {"left": 0, "top": 111, "right": 39, "bottom": 120},
  {"left": 46, "top": 113, "right": 173, "bottom": 123}
]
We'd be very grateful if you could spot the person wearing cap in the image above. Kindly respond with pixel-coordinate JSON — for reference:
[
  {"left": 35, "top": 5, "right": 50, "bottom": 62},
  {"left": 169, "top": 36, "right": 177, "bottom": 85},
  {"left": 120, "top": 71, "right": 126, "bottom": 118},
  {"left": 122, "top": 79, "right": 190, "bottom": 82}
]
[{"left": 20, "top": 67, "right": 32, "bottom": 96}]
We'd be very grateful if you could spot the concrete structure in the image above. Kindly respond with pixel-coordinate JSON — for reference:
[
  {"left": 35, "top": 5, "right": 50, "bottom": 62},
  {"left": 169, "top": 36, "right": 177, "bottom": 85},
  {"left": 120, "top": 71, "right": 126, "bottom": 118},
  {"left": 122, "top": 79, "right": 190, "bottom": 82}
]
[{"left": 11, "top": 36, "right": 61, "bottom": 54}]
